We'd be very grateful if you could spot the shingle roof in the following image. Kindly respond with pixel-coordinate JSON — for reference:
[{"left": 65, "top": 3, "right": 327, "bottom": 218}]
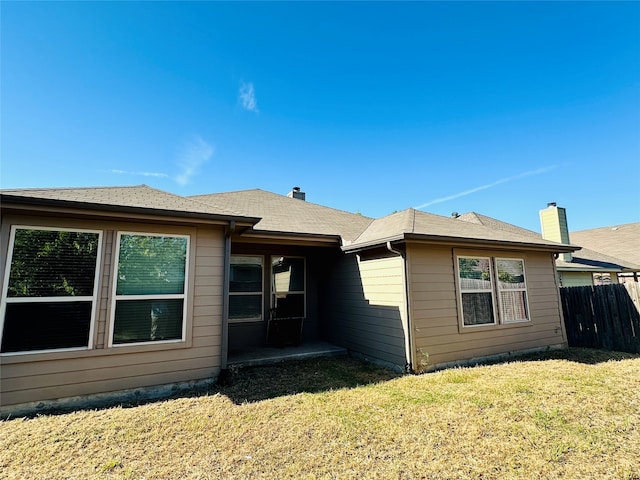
[
  {"left": 457, "top": 212, "right": 640, "bottom": 272},
  {"left": 570, "top": 223, "right": 640, "bottom": 267},
  {"left": 347, "top": 209, "right": 575, "bottom": 251},
  {"left": 190, "top": 189, "right": 373, "bottom": 242},
  {"left": 1, "top": 185, "right": 253, "bottom": 220}
]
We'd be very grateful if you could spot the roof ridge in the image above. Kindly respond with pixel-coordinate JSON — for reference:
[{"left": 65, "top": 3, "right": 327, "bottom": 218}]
[
  {"left": 192, "top": 189, "right": 374, "bottom": 219},
  {"left": 1, "top": 184, "right": 147, "bottom": 193},
  {"left": 572, "top": 222, "right": 640, "bottom": 233}
]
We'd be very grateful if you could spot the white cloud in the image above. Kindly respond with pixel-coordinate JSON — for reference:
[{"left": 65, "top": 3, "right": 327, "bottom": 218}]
[
  {"left": 414, "top": 165, "right": 559, "bottom": 209},
  {"left": 239, "top": 81, "right": 259, "bottom": 113},
  {"left": 107, "top": 169, "right": 169, "bottom": 178},
  {"left": 175, "top": 136, "right": 214, "bottom": 186}
]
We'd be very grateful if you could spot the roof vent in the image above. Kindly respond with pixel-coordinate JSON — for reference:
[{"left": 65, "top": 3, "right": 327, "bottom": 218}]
[
  {"left": 287, "top": 186, "right": 306, "bottom": 201},
  {"left": 547, "top": 202, "right": 557, "bottom": 207}
]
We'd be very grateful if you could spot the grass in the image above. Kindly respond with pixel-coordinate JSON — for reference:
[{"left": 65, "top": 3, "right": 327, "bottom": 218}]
[{"left": 1, "top": 348, "right": 639, "bottom": 479}]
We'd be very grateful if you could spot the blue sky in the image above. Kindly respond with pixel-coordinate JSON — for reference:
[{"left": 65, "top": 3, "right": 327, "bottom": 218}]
[{"left": 2, "top": 1, "right": 639, "bottom": 232}]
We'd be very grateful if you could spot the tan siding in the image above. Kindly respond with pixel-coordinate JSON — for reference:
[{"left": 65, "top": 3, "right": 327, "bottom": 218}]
[
  {"left": 407, "top": 244, "right": 567, "bottom": 372},
  {"left": 326, "top": 253, "right": 408, "bottom": 370},
  {"left": 1, "top": 215, "right": 225, "bottom": 409}
]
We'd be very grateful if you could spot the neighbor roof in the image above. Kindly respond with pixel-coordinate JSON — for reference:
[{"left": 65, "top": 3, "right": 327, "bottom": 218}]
[
  {"left": 1, "top": 185, "right": 258, "bottom": 223},
  {"left": 570, "top": 223, "right": 640, "bottom": 267},
  {"left": 191, "top": 189, "right": 373, "bottom": 243},
  {"left": 457, "top": 212, "right": 640, "bottom": 272},
  {"left": 345, "top": 209, "right": 577, "bottom": 252}
]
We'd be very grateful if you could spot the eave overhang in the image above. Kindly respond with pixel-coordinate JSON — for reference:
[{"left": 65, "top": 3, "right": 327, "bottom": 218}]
[
  {"left": 556, "top": 265, "right": 627, "bottom": 273},
  {"left": 342, "top": 232, "right": 581, "bottom": 254},
  {"left": 0, "top": 195, "right": 260, "bottom": 227},
  {"left": 234, "top": 228, "right": 342, "bottom": 248}
]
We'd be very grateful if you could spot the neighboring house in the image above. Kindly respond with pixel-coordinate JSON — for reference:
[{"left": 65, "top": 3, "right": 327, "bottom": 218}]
[
  {"left": 539, "top": 204, "right": 640, "bottom": 286},
  {"left": 0, "top": 185, "right": 576, "bottom": 415},
  {"left": 459, "top": 205, "right": 640, "bottom": 287},
  {"left": 569, "top": 223, "right": 640, "bottom": 284}
]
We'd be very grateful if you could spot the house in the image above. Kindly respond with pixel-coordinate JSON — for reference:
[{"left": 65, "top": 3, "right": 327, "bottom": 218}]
[
  {"left": 539, "top": 204, "right": 640, "bottom": 286},
  {"left": 0, "top": 185, "right": 576, "bottom": 415},
  {"left": 569, "top": 222, "right": 640, "bottom": 284},
  {"left": 458, "top": 205, "right": 640, "bottom": 287}
]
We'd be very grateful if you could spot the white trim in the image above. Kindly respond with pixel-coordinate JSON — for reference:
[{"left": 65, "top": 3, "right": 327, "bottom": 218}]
[
  {"left": 0, "top": 225, "right": 103, "bottom": 355},
  {"left": 229, "top": 255, "right": 264, "bottom": 323},
  {"left": 495, "top": 257, "right": 531, "bottom": 323},
  {"left": 457, "top": 255, "right": 497, "bottom": 327},
  {"left": 108, "top": 231, "right": 190, "bottom": 347},
  {"left": 455, "top": 254, "right": 532, "bottom": 330}
]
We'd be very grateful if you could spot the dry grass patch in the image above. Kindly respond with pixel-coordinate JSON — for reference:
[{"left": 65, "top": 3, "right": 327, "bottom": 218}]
[{"left": 1, "top": 350, "right": 639, "bottom": 479}]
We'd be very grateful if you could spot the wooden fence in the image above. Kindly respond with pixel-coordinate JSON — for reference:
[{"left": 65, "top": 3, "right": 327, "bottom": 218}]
[{"left": 560, "top": 283, "right": 640, "bottom": 354}]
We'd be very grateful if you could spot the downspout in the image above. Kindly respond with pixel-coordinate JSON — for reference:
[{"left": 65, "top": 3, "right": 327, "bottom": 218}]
[
  {"left": 387, "top": 241, "right": 413, "bottom": 373},
  {"left": 221, "top": 220, "right": 236, "bottom": 370}
]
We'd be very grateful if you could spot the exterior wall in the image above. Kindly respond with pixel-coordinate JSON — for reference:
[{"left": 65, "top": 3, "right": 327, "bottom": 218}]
[
  {"left": 0, "top": 213, "right": 225, "bottom": 411},
  {"left": 407, "top": 244, "right": 567, "bottom": 372},
  {"left": 325, "top": 250, "right": 408, "bottom": 371},
  {"left": 559, "top": 271, "right": 594, "bottom": 287}
]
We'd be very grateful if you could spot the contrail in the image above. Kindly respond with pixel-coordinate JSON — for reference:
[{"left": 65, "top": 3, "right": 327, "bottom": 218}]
[{"left": 414, "top": 165, "right": 559, "bottom": 209}]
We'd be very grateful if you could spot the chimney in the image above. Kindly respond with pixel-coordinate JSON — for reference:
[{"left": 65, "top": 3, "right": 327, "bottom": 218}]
[
  {"left": 539, "top": 202, "right": 572, "bottom": 262},
  {"left": 287, "top": 186, "right": 306, "bottom": 201}
]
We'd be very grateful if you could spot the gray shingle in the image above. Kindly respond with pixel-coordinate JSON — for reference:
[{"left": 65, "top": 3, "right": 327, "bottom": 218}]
[
  {"left": 348, "top": 208, "right": 572, "bottom": 250},
  {"left": 570, "top": 223, "right": 640, "bottom": 267},
  {"left": 191, "top": 189, "right": 373, "bottom": 242},
  {"left": 458, "top": 212, "right": 640, "bottom": 271},
  {"left": 1, "top": 185, "right": 250, "bottom": 219}
]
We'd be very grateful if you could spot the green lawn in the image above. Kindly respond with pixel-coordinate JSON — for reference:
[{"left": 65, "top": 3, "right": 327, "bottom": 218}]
[{"left": 1, "top": 348, "right": 639, "bottom": 479}]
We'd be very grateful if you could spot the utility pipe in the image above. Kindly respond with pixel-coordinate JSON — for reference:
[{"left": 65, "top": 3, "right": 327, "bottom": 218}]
[{"left": 386, "top": 241, "right": 414, "bottom": 373}]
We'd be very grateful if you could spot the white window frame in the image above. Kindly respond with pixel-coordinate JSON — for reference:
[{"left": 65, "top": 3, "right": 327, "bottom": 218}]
[
  {"left": 0, "top": 225, "right": 103, "bottom": 355},
  {"left": 495, "top": 257, "right": 530, "bottom": 323},
  {"left": 457, "top": 256, "right": 497, "bottom": 327},
  {"left": 456, "top": 255, "right": 532, "bottom": 329},
  {"left": 108, "top": 231, "right": 190, "bottom": 347},
  {"left": 229, "top": 255, "right": 264, "bottom": 323},
  {"left": 270, "top": 255, "right": 306, "bottom": 318}
]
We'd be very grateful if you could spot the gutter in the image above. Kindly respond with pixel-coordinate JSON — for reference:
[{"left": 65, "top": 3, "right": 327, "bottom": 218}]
[
  {"left": 220, "top": 220, "right": 236, "bottom": 370},
  {"left": 386, "top": 241, "right": 414, "bottom": 373},
  {"left": 343, "top": 233, "right": 579, "bottom": 254}
]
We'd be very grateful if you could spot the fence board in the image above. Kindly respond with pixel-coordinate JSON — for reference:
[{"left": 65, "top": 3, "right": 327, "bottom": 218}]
[{"left": 560, "top": 283, "right": 640, "bottom": 354}]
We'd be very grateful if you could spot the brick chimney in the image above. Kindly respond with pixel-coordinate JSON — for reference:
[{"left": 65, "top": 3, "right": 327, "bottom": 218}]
[
  {"left": 287, "top": 186, "right": 305, "bottom": 201},
  {"left": 539, "top": 202, "right": 572, "bottom": 262}
]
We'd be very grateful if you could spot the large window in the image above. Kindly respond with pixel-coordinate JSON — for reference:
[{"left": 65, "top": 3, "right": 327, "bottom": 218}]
[
  {"left": 271, "top": 256, "right": 305, "bottom": 318},
  {"left": 110, "top": 233, "right": 188, "bottom": 345},
  {"left": 457, "top": 256, "right": 530, "bottom": 328},
  {"left": 229, "top": 256, "right": 263, "bottom": 322},
  {"left": 1, "top": 226, "right": 102, "bottom": 353}
]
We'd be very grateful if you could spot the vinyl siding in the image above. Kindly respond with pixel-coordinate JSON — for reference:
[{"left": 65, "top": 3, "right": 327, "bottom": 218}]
[
  {"left": 326, "top": 252, "right": 408, "bottom": 370},
  {"left": 0, "top": 214, "right": 225, "bottom": 409},
  {"left": 559, "top": 271, "right": 594, "bottom": 287},
  {"left": 407, "top": 244, "right": 567, "bottom": 372}
]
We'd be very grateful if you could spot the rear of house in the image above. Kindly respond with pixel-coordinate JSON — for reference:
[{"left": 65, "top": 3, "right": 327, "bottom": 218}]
[
  {"left": 337, "top": 209, "right": 573, "bottom": 372},
  {"left": 1, "top": 185, "right": 576, "bottom": 415},
  {"left": 0, "top": 186, "right": 255, "bottom": 415}
]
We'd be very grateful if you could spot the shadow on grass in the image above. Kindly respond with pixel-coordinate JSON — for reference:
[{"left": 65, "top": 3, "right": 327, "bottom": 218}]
[
  {"left": 215, "top": 355, "right": 402, "bottom": 404},
  {"left": 4, "top": 348, "right": 638, "bottom": 420},
  {"left": 485, "top": 347, "right": 640, "bottom": 366}
]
